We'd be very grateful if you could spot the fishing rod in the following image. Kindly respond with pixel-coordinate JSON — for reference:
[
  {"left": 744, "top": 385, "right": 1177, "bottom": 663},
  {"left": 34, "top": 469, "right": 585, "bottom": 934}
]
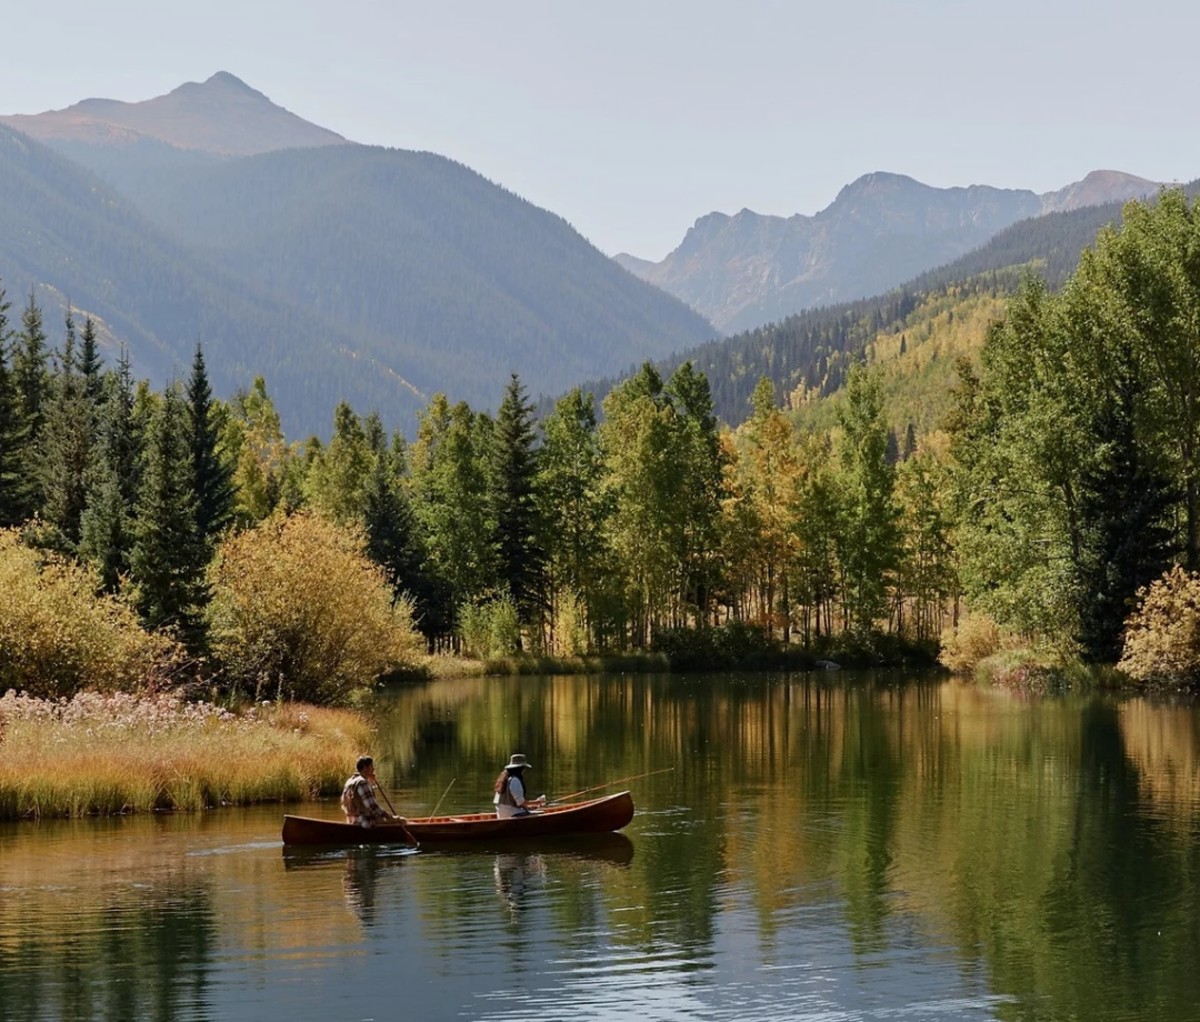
[
  {"left": 424, "top": 777, "right": 456, "bottom": 821},
  {"left": 548, "top": 766, "right": 675, "bottom": 805}
]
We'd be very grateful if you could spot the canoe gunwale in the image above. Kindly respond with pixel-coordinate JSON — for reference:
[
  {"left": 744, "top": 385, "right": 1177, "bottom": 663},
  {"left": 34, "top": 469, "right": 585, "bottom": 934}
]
[{"left": 281, "top": 790, "right": 634, "bottom": 846}]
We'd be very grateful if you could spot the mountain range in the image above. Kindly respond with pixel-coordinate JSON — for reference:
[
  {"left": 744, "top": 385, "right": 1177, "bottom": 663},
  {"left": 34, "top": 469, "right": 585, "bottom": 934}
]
[
  {"left": 0, "top": 72, "right": 1176, "bottom": 437},
  {"left": 615, "top": 169, "right": 1161, "bottom": 333},
  {"left": 0, "top": 74, "right": 714, "bottom": 437}
]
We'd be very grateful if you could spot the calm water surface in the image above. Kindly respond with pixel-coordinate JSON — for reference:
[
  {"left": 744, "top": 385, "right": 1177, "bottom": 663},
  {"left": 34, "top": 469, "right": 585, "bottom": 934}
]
[{"left": 3, "top": 671, "right": 1200, "bottom": 1021}]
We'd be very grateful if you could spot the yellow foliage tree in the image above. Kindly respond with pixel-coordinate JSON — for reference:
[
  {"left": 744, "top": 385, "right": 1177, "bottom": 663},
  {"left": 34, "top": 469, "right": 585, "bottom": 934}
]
[
  {"left": 0, "top": 529, "right": 181, "bottom": 697},
  {"left": 207, "top": 512, "right": 422, "bottom": 703},
  {"left": 1118, "top": 567, "right": 1200, "bottom": 688}
]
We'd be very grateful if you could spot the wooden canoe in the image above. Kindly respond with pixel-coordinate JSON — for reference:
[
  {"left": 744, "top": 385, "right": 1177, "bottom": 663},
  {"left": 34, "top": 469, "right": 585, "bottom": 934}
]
[{"left": 281, "top": 790, "right": 634, "bottom": 846}]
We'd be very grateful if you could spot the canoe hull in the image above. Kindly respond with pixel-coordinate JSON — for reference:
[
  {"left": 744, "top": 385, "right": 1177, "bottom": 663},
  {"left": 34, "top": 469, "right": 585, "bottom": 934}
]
[{"left": 281, "top": 790, "right": 634, "bottom": 846}]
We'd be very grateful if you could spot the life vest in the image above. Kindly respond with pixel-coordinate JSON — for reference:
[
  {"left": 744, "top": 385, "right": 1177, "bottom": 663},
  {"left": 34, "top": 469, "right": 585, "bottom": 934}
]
[{"left": 497, "top": 771, "right": 521, "bottom": 807}]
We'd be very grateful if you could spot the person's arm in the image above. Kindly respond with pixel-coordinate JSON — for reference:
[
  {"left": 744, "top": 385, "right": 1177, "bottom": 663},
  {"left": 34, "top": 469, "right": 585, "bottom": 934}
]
[{"left": 511, "top": 777, "right": 546, "bottom": 810}]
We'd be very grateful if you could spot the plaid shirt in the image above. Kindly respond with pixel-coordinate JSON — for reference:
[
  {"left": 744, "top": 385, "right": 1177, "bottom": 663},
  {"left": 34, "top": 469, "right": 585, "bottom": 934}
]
[{"left": 342, "top": 773, "right": 389, "bottom": 825}]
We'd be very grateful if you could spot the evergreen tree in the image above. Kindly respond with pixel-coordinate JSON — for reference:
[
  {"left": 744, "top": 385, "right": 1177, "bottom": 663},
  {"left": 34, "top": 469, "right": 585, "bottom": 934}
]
[
  {"left": 0, "top": 282, "right": 28, "bottom": 527},
  {"left": 130, "top": 385, "right": 207, "bottom": 647},
  {"left": 79, "top": 347, "right": 141, "bottom": 590},
  {"left": 487, "top": 374, "right": 544, "bottom": 638},
  {"left": 11, "top": 290, "right": 48, "bottom": 520},
  {"left": 36, "top": 312, "right": 94, "bottom": 550},
  {"left": 363, "top": 439, "right": 426, "bottom": 617},
  {"left": 1075, "top": 365, "right": 1179, "bottom": 661},
  {"left": 14, "top": 290, "right": 48, "bottom": 439},
  {"left": 79, "top": 316, "right": 103, "bottom": 402},
  {"left": 186, "top": 344, "right": 235, "bottom": 549},
  {"left": 409, "top": 394, "right": 493, "bottom": 637}
]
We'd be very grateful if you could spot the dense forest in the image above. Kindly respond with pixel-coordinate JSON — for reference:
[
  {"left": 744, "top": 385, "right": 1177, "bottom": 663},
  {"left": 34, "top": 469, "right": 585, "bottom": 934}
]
[{"left": 5, "top": 190, "right": 1200, "bottom": 701}]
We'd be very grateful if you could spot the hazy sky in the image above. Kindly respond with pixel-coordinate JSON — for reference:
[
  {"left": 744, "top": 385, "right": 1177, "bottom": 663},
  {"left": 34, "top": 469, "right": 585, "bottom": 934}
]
[{"left": 6, "top": 0, "right": 1196, "bottom": 260}]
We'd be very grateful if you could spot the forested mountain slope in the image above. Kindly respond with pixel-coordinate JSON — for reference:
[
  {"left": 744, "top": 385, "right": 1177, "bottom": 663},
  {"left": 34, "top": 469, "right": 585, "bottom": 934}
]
[
  {"left": 585, "top": 181, "right": 1200, "bottom": 433},
  {"left": 100, "top": 143, "right": 716, "bottom": 408},
  {"left": 0, "top": 74, "right": 716, "bottom": 436},
  {"left": 0, "top": 125, "right": 403, "bottom": 436},
  {"left": 616, "top": 170, "right": 1160, "bottom": 334}
]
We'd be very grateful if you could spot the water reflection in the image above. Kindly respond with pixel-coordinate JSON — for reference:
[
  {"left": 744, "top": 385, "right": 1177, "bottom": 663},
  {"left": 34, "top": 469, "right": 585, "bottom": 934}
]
[
  {"left": 494, "top": 851, "right": 545, "bottom": 917},
  {"left": 3, "top": 674, "right": 1200, "bottom": 1021}
]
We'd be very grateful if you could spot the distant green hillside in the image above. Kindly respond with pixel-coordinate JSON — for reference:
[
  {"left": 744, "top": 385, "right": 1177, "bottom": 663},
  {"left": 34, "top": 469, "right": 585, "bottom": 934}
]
[
  {"left": 583, "top": 182, "right": 1200, "bottom": 432},
  {"left": 56, "top": 142, "right": 716, "bottom": 429},
  {"left": 0, "top": 125, "right": 397, "bottom": 435},
  {"left": 0, "top": 129, "right": 714, "bottom": 438}
]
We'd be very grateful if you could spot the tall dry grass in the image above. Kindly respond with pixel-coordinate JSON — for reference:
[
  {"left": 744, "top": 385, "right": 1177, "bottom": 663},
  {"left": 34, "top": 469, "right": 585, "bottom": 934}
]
[{"left": 0, "top": 690, "right": 374, "bottom": 819}]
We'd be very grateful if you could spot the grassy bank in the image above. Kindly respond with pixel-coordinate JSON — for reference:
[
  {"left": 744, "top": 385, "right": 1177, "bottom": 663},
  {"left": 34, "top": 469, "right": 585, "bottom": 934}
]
[{"left": 0, "top": 691, "right": 373, "bottom": 820}]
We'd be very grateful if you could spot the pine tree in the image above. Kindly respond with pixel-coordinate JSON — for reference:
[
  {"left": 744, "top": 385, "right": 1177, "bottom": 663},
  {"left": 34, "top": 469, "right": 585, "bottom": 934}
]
[
  {"left": 363, "top": 440, "right": 426, "bottom": 613},
  {"left": 79, "top": 316, "right": 103, "bottom": 402},
  {"left": 186, "top": 344, "right": 235, "bottom": 550},
  {"left": 11, "top": 290, "right": 48, "bottom": 520},
  {"left": 488, "top": 374, "right": 544, "bottom": 637},
  {"left": 14, "top": 291, "right": 48, "bottom": 440},
  {"left": 0, "top": 280, "right": 28, "bottom": 527},
  {"left": 36, "top": 312, "right": 94, "bottom": 551},
  {"left": 409, "top": 394, "right": 492, "bottom": 636},
  {"left": 1075, "top": 367, "right": 1179, "bottom": 661},
  {"left": 130, "top": 385, "right": 207, "bottom": 647},
  {"left": 79, "top": 347, "right": 141, "bottom": 590}
]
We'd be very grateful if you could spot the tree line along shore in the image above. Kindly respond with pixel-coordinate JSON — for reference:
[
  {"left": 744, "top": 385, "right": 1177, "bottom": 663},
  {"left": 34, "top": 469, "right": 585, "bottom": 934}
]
[{"left": 4, "top": 190, "right": 1200, "bottom": 817}]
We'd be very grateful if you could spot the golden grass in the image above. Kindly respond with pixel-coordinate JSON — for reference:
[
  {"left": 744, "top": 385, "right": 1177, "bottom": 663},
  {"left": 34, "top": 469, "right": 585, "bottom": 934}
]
[{"left": 0, "top": 691, "right": 373, "bottom": 820}]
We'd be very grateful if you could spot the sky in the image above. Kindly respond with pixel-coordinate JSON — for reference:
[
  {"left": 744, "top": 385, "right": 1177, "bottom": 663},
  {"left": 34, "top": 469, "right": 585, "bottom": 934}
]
[{"left": 6, "top": 0, "right": 1198, "bottom": 261}]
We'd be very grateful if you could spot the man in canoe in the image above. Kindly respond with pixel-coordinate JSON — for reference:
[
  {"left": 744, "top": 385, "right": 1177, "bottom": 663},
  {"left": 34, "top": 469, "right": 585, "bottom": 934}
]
[
  {"left": 342, "top": 756, "right": 404, "bottom": 828},
  {"left": 493, "top": 752, "right": 547, "bottom": 818}
]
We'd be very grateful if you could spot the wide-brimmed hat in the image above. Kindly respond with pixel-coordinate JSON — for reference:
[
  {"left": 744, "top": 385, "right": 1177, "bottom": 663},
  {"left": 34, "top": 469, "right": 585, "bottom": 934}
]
[{"left": 505, "top": 753, "right": 532, "bottom": 770}]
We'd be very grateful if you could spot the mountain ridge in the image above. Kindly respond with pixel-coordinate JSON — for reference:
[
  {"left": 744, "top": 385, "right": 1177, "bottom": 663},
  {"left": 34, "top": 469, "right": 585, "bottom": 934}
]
[
  {"left": 0, "top": 83, "right": 716, "bottom": 438},
  {"left": 615, "top": 169, "right": 1161, "bottom": 332},
  {"left": 0, "top": 71, "right": 348, "bottom": 156}
]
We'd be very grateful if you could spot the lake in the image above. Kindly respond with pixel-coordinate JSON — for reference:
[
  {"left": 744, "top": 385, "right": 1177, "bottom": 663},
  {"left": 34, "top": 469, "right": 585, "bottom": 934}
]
[{"left": 2, "top": 670, "right": 1199, "bottom": 1021}]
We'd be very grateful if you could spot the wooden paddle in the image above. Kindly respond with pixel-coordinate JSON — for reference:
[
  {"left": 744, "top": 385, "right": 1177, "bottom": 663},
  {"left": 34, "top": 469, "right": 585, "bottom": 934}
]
[{"left": 374, "top": 778, "right": 420, "bottom": 848}]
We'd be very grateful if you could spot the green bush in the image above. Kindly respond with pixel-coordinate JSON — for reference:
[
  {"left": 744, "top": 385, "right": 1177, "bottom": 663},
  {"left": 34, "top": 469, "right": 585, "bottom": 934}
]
[
  {"left": 652, "top": 621, "right": 774, "bottom": 670},
  {"left": 0, "top": 529, "right": 181, "bottom": 697},
  {"left": 206, "top": 512, "right": 423, "bottom": 704},
  {"left": 458, "top": 592, "right": 521, "bottom": 658}
]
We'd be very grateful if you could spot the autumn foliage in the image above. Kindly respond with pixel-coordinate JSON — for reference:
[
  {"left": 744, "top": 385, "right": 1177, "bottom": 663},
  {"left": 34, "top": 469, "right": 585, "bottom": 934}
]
[
  {"left": 1118, "top": 567, "right": 1200, "bottom": 688},
  {"left": 0, "top": 529, "right": 181, "bottom": 697},
  {"left": 206, "top": 511, "right": 423, "bottom": 703}
]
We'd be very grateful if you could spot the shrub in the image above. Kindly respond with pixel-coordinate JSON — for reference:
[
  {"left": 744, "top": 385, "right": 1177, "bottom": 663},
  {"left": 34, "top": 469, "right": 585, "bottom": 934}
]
[
  {"left": 1118, "top": 566, "right": 1200, "bottom": 688},
  {"left": 939, "top": 614, "right": 1003, "bottom": 674},
  {"left": 0, "top": 529, "right": 181, "bottom": 697},
  {"left": 206, "top": 511, "right": 423, "bottom": 704},
  {"left": 458, "top": 592, "right": 521, "bottom": 658},
  {"left": 652, "top": 621, "right": 774, "bottom": 670}
]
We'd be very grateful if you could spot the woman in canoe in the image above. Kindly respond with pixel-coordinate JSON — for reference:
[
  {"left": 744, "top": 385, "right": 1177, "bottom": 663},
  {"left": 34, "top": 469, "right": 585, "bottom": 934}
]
[
  {"left": 493, "top": 753, "right": 547, "bottom": 818},
  {"left": 342, "top": 756, "right": 404, "bottom": 828}
]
